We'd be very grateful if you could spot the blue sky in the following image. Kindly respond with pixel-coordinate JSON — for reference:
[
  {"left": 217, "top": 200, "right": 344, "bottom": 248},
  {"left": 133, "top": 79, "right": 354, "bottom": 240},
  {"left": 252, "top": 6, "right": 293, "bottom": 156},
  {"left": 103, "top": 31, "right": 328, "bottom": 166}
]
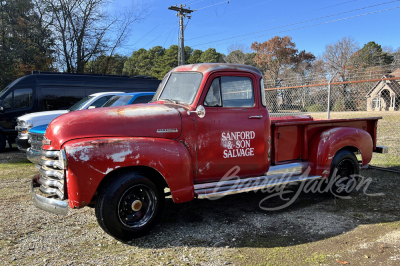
[{"left": 110, "top": 0, "right": 400, "bottom": 57}]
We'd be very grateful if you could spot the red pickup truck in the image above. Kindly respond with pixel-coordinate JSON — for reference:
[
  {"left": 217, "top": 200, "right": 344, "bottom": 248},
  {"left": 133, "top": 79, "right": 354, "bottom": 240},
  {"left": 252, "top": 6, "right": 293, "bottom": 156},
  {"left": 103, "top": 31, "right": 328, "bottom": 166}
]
[{"left": 30, "top": 63, "right": 386, "bottom": 240}]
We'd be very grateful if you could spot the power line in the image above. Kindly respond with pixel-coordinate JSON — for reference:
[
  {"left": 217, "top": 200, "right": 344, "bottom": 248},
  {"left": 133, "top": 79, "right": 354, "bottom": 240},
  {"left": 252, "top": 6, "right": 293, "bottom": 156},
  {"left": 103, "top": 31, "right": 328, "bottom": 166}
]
[
  {"left": 130, "top": 24, "right": 160, "bottom": 48},
  {"left": 184, "top": 0, "right": 207, "bottom": 6},
  {"left": 196, "top": 0, "right": 229, "bottom": 11},
  {"left": 189, "top": 0, "right": 275, "bottom": 27},
  {"left": 143, "top": 24, "right": 178, "bottom": 48},
  {"left": 187, "top": 0, "right": 360, "bottom": 41},
  {"left": 163, "top": 23, "right": 178, "bottom": 48},
  {"left": 190, "top": 1, "right": 400, "bottom": 48},
  {"left": 194, "top": 6, "right": 400, "bottom": 49}
]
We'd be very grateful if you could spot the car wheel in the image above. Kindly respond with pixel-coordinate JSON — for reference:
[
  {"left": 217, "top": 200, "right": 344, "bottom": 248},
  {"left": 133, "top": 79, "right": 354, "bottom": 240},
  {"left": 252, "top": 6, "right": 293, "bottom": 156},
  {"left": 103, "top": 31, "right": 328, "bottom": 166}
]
[
  {"left": 328, "top": 149, "right": 359, "bottom": 197},
  {"left": 95, "top": 171, "right": 164, "bottom": 241}
]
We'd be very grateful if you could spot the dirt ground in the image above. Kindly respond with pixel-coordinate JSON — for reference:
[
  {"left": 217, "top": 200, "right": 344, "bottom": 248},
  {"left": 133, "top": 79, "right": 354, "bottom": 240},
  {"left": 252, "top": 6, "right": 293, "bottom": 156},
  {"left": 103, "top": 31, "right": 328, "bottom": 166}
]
[{"left": 1, "top": 147, "right": 400, "bottom": 266}]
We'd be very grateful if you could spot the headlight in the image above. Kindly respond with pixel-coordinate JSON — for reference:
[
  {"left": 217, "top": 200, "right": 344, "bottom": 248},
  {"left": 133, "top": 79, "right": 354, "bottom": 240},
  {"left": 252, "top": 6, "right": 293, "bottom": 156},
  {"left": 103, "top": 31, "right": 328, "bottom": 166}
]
[
  {"left": 26, "top": 120, "right": 33, "bottom": 128},
  {"left": 59, "top": 149, "right": 68, "bottom": 170}
]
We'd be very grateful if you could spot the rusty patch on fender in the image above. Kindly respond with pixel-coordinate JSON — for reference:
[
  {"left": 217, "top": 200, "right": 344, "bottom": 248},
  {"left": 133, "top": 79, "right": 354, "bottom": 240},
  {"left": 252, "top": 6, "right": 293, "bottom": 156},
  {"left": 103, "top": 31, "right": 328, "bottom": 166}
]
[
  {"left": 117, "top": 108, "right": 125, "bottom": 116},
  {"left": 88, "top": 139, "right": 124, "bottom": 147}
]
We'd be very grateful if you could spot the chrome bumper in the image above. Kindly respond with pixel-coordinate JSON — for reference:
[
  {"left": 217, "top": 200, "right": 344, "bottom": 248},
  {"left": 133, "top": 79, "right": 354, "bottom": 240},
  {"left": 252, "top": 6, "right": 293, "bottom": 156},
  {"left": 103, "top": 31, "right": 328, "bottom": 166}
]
[
  {"left": 374, "top": 145, "right": 389, "bottom": 154},
  {"left": 30, "top": 177, "right": 68, "bottom": 216},
  {"left": 26, "top": 148, "right": 40, "bottom": 164}
]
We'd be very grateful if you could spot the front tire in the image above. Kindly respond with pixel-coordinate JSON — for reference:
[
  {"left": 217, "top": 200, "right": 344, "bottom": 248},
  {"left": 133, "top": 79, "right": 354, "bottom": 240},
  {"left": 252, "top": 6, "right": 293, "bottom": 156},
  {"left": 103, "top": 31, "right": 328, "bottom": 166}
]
[
  {"left": 328, "top": 149, "right": 359, "bottom": 197},
  {"left": 95, "top": 172, "right": 164, "bottom": 241}
]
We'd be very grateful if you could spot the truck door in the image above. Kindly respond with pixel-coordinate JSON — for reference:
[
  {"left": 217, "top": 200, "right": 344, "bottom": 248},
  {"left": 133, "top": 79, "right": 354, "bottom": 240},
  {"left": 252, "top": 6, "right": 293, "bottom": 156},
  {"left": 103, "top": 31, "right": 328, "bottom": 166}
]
[{"left": 195, "top": 72, "right": 269, "bottom": 183}]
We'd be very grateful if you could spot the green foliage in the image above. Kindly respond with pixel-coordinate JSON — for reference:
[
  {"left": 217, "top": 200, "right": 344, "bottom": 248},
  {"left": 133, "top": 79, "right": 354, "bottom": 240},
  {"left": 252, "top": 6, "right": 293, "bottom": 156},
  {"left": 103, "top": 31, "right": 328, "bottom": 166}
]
[
  {"left": 187, "top": 50, "right": 203, "bottom": 64},
  {"left": 0, "top": 0, "right": 55, "bottom": 91},
  {"left": 122, "top": 45, "right": 225, "bottom": 79},
  {"left": 354, "top": 41, "right": 394, "bottom": 67},
  {"left": 85, "top": 54, "right": 127, "bottom": 75},
  {"left": 199, "top": 48, "right": 224, "bottom": 63},
  {"left": 306, "top": 104, "right": 325, "bottom": 112}
]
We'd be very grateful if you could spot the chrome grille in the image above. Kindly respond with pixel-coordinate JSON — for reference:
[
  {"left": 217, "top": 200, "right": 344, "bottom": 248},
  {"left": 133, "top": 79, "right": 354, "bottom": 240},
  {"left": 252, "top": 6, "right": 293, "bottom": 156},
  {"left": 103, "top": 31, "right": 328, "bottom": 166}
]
[{"left": 38, "top": 150, "right": 65, "bottom": 200}]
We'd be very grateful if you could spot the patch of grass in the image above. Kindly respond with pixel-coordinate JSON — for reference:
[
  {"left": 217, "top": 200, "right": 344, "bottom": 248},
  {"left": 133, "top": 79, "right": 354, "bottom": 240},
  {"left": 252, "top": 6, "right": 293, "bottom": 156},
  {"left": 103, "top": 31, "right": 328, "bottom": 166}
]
[
  {"left": 0, "top": 161, "right": 37, "bottom": 181},
  {"left": 304, "top": 252, "right": 327, "bottom": 264}
]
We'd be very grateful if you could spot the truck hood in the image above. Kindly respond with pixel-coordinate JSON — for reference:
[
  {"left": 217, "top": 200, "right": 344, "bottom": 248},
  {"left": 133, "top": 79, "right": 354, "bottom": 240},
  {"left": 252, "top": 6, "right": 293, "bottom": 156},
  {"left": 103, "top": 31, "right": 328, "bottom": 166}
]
[
  {"left": 45, "top": 104, "right": 182, "bottom": 149},
  {"left": 18, "top": 110, "right": 68, "bottom": 126}
]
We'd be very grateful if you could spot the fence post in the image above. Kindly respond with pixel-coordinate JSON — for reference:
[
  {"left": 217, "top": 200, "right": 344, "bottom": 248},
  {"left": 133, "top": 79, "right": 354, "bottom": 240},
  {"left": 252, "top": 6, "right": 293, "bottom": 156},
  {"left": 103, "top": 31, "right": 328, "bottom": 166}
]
[{"left": 327, "top": 71, "right": 338, "bottom": 119}]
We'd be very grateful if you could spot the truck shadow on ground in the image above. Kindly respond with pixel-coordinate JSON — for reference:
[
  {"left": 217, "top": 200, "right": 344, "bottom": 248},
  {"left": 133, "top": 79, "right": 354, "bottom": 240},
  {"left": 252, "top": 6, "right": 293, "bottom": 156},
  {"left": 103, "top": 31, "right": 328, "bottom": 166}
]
[{"left": 135, "top": 170, "right": 400, "bottom": 249}]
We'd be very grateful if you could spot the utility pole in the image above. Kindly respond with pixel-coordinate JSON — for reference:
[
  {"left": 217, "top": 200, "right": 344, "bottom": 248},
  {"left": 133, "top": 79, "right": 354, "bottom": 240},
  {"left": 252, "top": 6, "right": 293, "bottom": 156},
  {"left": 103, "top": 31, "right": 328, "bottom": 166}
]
[{"left": 168, "top": 4, "right": 195, "bottom": 65}]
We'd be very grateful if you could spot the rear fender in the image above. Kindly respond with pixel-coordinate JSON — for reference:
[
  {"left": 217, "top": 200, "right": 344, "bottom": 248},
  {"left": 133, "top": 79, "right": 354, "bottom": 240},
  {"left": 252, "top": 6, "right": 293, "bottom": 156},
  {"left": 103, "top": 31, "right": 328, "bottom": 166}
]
[
  {"left": 308, "top": 127, "right": 373, "bottom": 178},
  {"left": 63, "top": 137, "right": 194, "bottom": 208}
]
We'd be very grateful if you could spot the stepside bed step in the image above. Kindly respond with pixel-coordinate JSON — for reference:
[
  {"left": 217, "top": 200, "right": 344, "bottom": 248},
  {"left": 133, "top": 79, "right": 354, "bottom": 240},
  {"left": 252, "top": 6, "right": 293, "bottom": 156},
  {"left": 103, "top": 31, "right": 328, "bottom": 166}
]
[{"left": 194, "top": 163, "right": 321, "bottom": 199}]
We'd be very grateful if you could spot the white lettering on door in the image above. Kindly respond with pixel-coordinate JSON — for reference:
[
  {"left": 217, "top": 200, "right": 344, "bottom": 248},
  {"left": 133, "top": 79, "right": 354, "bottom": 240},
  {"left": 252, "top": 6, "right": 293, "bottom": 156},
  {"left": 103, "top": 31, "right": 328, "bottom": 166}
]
[{"left": 222, "top": 131, "right": 255, "bottom": 158}]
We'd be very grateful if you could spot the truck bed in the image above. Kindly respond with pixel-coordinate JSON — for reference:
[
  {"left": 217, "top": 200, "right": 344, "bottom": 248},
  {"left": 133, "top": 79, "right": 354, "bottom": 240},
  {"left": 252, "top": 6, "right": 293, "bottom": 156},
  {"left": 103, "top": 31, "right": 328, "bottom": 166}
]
[{"left": 270, "top": 115, "right": 381, "bottom": 164}]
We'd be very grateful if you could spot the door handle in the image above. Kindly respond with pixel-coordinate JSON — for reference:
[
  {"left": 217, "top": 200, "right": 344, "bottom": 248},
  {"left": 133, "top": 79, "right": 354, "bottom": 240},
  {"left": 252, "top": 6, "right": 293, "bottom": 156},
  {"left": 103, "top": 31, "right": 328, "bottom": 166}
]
[{"left": 248, "top": 115, "right": 263, "bottom": 119}]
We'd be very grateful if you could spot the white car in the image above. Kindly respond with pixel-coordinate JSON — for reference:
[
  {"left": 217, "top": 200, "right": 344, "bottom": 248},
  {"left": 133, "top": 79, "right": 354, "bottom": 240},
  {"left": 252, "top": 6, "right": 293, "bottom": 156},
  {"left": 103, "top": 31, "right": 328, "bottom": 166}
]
[{"left": 15, "top": 91, "right": 124, "bottom": 151}]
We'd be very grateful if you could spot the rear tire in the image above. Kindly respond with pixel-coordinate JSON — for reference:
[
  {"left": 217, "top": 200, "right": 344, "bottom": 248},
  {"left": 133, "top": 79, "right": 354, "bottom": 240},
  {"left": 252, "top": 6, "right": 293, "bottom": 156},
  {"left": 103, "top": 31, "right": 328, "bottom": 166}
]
[
  {"left": 95, "top": 171, "right": 164, "bottom": 241},
  {"left": 0, "top": 134, "right": 6, "bottom": 153},
  {"left": 328, "top": 149, "right": 359, "bottom": 197}
]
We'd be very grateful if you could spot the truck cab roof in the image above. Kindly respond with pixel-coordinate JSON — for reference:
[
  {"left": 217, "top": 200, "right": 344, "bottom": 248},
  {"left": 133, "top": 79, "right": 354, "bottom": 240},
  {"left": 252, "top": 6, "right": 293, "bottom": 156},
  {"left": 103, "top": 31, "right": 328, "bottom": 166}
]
[{"left": 171, "top": 63, "right": 263, "bottom": 76}]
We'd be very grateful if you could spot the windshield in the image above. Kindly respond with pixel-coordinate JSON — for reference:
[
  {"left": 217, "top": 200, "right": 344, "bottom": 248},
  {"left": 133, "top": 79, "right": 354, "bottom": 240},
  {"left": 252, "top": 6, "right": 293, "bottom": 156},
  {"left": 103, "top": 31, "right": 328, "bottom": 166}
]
[
  {"left": 68, "top": 96, "right": 93, "bottom": 111},
  {"left": 103, "top": 95, "right": 133, "bottom": 107},
  {"left": 0, "top": 76, "right": 25, "bottom": 98},
  {"left": 159, "top": 72, "right": 202, "bottom": 104}
]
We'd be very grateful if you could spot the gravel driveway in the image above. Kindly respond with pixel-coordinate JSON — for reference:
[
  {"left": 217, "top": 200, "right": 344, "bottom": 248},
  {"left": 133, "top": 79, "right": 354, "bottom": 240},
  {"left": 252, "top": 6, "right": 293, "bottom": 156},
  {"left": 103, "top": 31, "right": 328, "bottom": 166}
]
[{"left": 1, "top": 148, "right": 400, "bottom": 265}]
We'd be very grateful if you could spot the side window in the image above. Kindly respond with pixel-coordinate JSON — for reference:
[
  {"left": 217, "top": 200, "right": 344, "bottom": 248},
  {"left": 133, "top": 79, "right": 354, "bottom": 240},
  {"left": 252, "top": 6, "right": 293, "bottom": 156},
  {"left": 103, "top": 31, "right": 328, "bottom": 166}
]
[
  {"left": 42, "top": 88, "right": 85, "bottom": 110},
  {"left": 204, "top": 78, "right": 222, "bottom": 107},
  {"left": 131, "top": 95, "right": 154, "bottom": 104},
  {"left": 13, "top": 88, "right": 32, "bottom": 109},
  {"left": 42, "top": 89, "right": 65, "bottom": 110},
  {"left": 91, "top": 95, "right": 114, "bottom": 108},
  {"left": 3, "top": 92, "right": 12, "bottom": 110},
  {"left": 221, "top": 76, "right": 254, "bottom": 107},
  {"left": 260, "top": 78, "right": 267, "bottom": 107}
]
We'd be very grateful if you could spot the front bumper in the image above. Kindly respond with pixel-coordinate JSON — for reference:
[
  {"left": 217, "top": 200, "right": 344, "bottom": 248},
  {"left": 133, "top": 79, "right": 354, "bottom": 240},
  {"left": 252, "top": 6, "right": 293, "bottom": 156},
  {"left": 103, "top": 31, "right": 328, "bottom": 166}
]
[
  {"left": 16, "top": 136, "right": 30, "bottom": 151},
  {"left": 26, "top": 148, "right": 40, "bottom": 164},
  {"left": 30, "top": 175, "right": 68, "bottom": 216}
]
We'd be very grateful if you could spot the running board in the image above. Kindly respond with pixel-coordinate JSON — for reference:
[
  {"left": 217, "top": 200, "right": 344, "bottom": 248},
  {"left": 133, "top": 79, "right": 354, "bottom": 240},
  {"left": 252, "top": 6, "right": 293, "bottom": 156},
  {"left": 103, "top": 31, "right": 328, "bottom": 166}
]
[{"left": 194, "top": 163, "right": 321, "bottom": 199}]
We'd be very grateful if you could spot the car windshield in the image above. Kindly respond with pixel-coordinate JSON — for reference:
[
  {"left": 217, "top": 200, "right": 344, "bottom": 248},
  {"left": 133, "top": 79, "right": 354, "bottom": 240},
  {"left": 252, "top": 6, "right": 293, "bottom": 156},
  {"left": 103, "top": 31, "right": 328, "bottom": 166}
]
[
  {"left": 103, "top": 95, "right": 133, "bottom": 107},
  {"left": 0, "top": 77, "right": 24, "bottom": 98},
  {"left": 68, "top": 96, "right": 93, "bottom": 111},
  {"left": 158, "top": 72, "right": 202, "bottom": 104}
]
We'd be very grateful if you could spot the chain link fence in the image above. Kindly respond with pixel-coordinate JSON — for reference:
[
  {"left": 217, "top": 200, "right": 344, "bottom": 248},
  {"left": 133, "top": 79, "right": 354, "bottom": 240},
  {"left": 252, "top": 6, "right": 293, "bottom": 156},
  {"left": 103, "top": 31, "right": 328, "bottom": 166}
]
[{"left": 264, "top": 63, "right": 400, "bottom": 170}]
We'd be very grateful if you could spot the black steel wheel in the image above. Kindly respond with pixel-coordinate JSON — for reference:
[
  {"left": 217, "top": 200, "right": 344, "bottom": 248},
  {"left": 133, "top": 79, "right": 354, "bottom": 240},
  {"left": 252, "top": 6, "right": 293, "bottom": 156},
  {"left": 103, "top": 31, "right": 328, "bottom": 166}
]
[
  {"left": 95, "top": 171, "right": 164, "bottom": 240},
  {"left": 328, "top": 149, "right": 359, "bottom": 197}
]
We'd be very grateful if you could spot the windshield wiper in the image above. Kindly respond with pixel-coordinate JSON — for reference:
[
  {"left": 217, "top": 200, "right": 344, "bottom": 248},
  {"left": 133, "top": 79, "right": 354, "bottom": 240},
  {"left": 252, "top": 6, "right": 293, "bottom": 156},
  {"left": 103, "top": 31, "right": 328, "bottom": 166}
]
[{"left": 159, "top": 98, "right": 178, "bottom": 104}]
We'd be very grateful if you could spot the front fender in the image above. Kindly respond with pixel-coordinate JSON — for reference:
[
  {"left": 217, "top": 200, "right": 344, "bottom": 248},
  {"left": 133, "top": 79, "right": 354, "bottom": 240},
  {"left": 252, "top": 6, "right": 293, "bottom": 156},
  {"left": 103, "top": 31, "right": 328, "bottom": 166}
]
[
  {"left": 308, "top": 127, "right": 373, "bottom": 178},
  {"left": 63, "top": 137, "right": 194, "bottom": 208}
]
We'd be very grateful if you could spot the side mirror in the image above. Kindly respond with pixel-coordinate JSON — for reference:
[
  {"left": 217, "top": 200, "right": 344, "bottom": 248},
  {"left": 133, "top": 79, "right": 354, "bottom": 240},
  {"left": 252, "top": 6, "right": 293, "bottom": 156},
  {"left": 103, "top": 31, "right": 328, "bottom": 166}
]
[{"left": 187, "top": 105, "right": 206, "bottom": 118}]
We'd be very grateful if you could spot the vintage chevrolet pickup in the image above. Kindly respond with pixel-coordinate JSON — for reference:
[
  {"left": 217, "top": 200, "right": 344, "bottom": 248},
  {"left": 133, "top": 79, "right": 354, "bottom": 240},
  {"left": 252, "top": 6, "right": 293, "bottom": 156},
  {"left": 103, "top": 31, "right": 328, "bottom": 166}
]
[{"left": 30, "top": 63, "right": 387, "bottom": 240}]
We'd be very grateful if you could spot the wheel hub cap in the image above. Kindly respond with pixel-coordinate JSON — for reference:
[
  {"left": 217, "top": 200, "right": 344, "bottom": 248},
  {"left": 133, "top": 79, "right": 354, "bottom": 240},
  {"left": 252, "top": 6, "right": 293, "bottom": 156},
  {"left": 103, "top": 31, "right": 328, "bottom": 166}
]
[{"left": 131, "top": 200, "right": 142, "bottom": 211}]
